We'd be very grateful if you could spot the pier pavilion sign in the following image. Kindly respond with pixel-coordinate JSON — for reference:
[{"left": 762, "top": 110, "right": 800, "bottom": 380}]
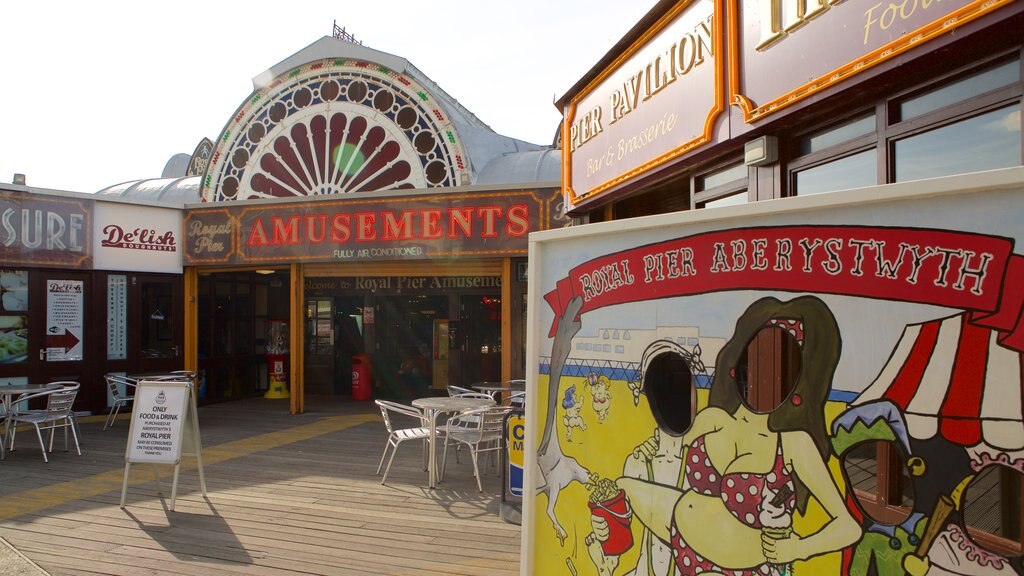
[{"left": 184, "top": 188, "right": 562, "bottom": 265}]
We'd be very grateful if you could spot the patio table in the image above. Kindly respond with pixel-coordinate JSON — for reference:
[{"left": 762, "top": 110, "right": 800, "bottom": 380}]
[
  {"left": 471, "top": 381, "right": 525, "bottom": 402},
  {"left": 412, "top": 396, "right": 493, "bottom": 488}
]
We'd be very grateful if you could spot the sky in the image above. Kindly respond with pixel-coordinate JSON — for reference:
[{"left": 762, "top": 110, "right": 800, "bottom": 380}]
[{"left": 0, "top": 1, "right": 657, "bottom": 194}]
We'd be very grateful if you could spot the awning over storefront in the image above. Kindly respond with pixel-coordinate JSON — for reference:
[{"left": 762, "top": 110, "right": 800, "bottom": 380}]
[{"left": 854, "top": 313, "right": 1024, "bottom": 451}]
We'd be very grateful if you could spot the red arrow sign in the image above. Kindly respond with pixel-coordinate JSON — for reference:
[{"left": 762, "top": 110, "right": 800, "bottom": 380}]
[{"left": 47, "top": 329, "right": 80, "bottom": 352}]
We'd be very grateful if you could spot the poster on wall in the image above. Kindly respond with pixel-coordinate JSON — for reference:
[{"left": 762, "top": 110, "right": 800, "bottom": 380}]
[
  {"left": 0, "top": 269, "right": 29, "bottom": 364},
  {"left": 46, "top": 279, "right": 84, "bottom": 362},
  {"left": 107, "top": 275, "right": 127, "bottom": 360},
  {"left": 524, "top": 168, "right": 1024, "bottom": 576}
]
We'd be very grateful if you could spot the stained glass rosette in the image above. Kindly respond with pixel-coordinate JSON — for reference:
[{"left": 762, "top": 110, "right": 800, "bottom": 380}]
[{"left": 201, "top": 59, "right": 469, "bottom": 202}]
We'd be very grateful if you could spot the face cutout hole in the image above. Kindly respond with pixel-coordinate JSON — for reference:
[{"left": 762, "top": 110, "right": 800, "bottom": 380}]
[
  {"left": 644, "top": 351, "right": 696, "bottom": 436},
  {"left": 842, "top": 440, "right": 915, "bottom": 525},
  {"left": 736, "top": 324, "right": 802, "bottom": 413},
  {"left": 962, "top": 464, "right": 1023, "bottom": 556}
]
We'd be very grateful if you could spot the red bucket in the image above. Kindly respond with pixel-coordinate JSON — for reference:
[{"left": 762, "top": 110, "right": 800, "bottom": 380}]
[{"left": 588, "top": 488, "right": 633, "bottom": 555}]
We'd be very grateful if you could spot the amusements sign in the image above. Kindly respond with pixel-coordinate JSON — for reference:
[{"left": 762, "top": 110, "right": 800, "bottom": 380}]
[
  {"left": 125, "top": 382, "right": 190, "bottom": 464},
  {"left": 183, "top": 189, "right": 564, "bottom": 266}
]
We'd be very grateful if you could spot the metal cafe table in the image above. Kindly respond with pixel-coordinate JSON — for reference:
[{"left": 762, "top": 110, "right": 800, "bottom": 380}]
[
  {"left": 0, "top": 382, "right": 63, "bottom": 459},
  {"left": 471, "top": 380, "right": 525, "bottom": 402},
  {"left": 411, "top": 395, "right": 494, "bottom": 489}
]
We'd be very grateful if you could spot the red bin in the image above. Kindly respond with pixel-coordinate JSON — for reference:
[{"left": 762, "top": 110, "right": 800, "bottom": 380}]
[{"left": 351, "top": 354, "right": 373, "bottom": 400}]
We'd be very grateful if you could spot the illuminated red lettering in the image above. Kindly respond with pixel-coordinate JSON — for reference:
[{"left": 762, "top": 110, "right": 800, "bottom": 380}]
[{"left": 505, "top": 205, "right": 528, "bottom": 237}]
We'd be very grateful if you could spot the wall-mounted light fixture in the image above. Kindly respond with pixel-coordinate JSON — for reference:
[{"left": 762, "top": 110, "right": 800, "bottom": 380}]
[
  {"left": 255, "top": 269, "right": 275, "bottom": 275},
  {"left": 744, "top": 135, "right": 778, "bottom": 167}
]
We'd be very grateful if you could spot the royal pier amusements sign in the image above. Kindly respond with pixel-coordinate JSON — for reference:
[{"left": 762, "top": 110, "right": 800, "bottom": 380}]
[
  {"left": 563, "top": 0, "right": 723, "bottom": 212},
  {"left": 183, "top": 188, "right": 563, "bottom": 265}
]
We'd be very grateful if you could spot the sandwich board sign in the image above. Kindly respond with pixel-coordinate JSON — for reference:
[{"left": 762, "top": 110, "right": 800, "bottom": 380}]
[{"left": 120, "top": 377, "right": 206, "bottom": 511}]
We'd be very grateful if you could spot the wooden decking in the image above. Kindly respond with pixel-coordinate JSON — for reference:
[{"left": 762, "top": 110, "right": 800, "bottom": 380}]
[{"left": 0, "top": 397, "right": 522, "bottom": 576}]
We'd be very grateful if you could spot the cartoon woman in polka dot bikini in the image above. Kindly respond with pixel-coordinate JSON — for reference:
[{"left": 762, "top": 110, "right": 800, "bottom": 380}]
[{"left": 589, "top": 296, "right": 861, "bottom": 576}]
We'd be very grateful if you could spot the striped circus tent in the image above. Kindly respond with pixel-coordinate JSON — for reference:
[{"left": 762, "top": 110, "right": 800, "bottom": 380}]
[{"left": 854, "top": 313, "right": 1024, "bottom": 452}]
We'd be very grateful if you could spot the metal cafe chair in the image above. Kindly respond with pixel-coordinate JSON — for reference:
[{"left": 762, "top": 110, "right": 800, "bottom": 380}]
[
  {"left": 439, "top": 392, "right": 495, "bottom": 464},
  {"left": 441, "top": 404, "right": 513, "bottom": 491},
  {"left": 103, "top": 373, "right": 137, "bottom": 430},
  {"left": 6, "top": 382, "right": 81, "bottom": 463},
  {"left": 374, "top": 399, "right": 430, "bottom": 485},
  {"left": 502, "top": 390, "right": 526, "bottom": 409},
  {"left": 446, "top": 385, "right": 474, "bottom": 397}
]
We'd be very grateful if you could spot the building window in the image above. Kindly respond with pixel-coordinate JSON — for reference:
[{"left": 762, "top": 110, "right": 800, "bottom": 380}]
[
  {"left": 893, "top": 104, "right": 1021, "bottom": 182},
  {"left": 788, "top": 54, "right": 1022, "bottom": 196},
  {"left": 792, "top": 114, "right": 877, "bottom": 196},
  {"left": 695, "top": 161, "right": 747, "bottom": 208},
  {"left": 795, "top": 149, "right": 876, "bottom": 196},
  {"left": 897, "top": 59, "right": 1018, "bottom": 121}
]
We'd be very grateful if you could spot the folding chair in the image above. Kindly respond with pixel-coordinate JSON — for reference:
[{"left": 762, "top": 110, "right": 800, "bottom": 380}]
[
  {"left": 375, "top": 399, "right": 430, "bottom": 485},
  {"left": 7, "top": 382, "right": 81, "bottom": 463},
  {"left": 441, "top": 404, "right": 513, "bottom": 491},
  {"left": 104, "top": 373, "right": 137, "bottom": 430}
]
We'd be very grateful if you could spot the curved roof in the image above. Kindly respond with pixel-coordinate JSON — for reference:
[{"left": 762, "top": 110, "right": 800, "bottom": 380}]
[
  {"left": 96, "top": 177, "right": 201, "bottom": 205},
  {"left": 476, "top": 149, "right": 561, "bottom": 185},
  {"left": 101, "top": 36, "right": 558, "bottom": 204},
  {"left": 162, "top": 153, "right": 192, "bottom": 178}
]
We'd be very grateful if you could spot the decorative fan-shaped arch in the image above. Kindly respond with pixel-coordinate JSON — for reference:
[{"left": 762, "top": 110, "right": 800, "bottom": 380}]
[{"left": 201, "top": 59, "right": 469, "bottom": 202}]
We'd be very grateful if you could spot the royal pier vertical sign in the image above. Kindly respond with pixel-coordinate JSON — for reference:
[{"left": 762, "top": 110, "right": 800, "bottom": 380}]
[
  {"left": 561, "top": 0, "right": 725, "bottom": 213},
  {"left": 183, "top": 188, "right": 562, "bottom": 266}
]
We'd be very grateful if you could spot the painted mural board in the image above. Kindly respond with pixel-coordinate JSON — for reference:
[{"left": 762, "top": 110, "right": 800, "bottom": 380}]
[{"left": 523, "top": 167, "right": 1024, "bottom": 576}]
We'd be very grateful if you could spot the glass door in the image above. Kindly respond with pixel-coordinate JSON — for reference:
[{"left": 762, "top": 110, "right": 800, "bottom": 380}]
[
  {"left": 135, "top": 275, "right": 183, "bottom": 375},
  {"left": 375, "top": 295, "right": 446, "bottom": 400},
  {"left": 458, "top": 294, "right": 502, "bottom": 386},
  {"left": 304, "top": 298, "right": 335, "bottom": 395}
]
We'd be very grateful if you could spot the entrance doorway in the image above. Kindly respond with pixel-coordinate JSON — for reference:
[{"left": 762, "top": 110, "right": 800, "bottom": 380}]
[
  {"left": 375, "top": 295, "right": 447, "bottom": 400},
  {"left": 303, "top": 296, "right": 364, "bottom": 396},
  {"left": 457, "top": 295, "right": 502, "bottom": 385}
]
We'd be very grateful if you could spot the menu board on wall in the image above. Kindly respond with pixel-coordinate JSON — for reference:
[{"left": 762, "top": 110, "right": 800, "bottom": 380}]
[
  {"left": 107, "top": 275, "right": 127, "bottom": 360},
  {"left": 46, "top": 279, "right": 84, "bottom": 362}
]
